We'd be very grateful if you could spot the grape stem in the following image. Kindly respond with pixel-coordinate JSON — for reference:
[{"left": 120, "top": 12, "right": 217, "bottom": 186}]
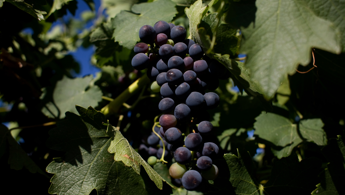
[
  {"left": 152, "top": 117, "right": 167, "bottom": 164},
  {"left": 101, "top": 74, "right": 150, "bottom": 117}
]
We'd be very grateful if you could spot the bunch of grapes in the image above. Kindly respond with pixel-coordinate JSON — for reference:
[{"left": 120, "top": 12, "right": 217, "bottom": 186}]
[{"left": 133, "top": 20, "right": 227, "bottom": 191}]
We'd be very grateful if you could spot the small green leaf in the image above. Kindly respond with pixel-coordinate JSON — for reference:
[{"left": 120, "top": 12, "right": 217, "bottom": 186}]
[
  {"left": 41, "top": 75, "right": 103, "bottom": 119},
  {"left": 46, "top": 0, "right": 74, "bottom": 18},
  {"left": 102, "top": 0, "right": 138, "bottom": 19},
  {"left": 108, "top": 126, "right": 175, "bottom": 190},
  {"left": 224, "top": 151, "right": 260, "bottom": 195},
  {"left": 171, "top": 188, "right": 203, "bottom": 195},
  {"left": 240, "top": 0, "right": 341, "bottom": 99},
  {"left": 0, "top": 124, "right": 46, "bottom": 175},
  {"left": 113, "top": 0, "right": 177, "bottom": 49},
  {"left": 6, "top": 0, "right": 47, "bottom": 20},
  {"left": 254, "top": 112, "right": 327, "bottom": 158}
]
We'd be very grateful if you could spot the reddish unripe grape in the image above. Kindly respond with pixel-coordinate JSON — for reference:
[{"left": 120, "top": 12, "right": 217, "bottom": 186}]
[
  {"left": 183, "top": 57, "right": 194, "bottom": 70},
  {"left": 155, "top": 33, "right": 168, "bottom": 46},
  {"left": 134, "top": 42, "right": 149, "bottom": 53},
  {"left": 159, "top": 114, "right": 177, "bottom": 131}
]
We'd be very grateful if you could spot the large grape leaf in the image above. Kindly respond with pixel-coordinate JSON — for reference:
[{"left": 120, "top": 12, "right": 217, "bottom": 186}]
[
  {"left": 0, "top": 124, "right": 46, "bottom": 175},
  {"left": 240, "top": 0, "right": 341, "bottom": 99},
  {"left": 113, "top": 0, "right": 177, "bottom": 49},
  {"left": 254, "top": 112, "right": 327, "bottom": 159},
  {"left": 46, "top": 106, "right": 155, "bottom": 195},
  {"left": 108, "top": 125, "right": 175, "bottom": 190},
  {"left": 264, "top": 157, "right": 322, "bottom": 195},
  {"left": 41, "top": 75, "right": 102, "bottom": 119},
  {"left": 304, "top": 0, "right": 345, "bottom": 52},
  {"left": 6, "top": 0, "right": 46, "bottom": 20},
  {"left": 102, "top": 0, "right": 138, "bottom": 19},
  {"left": 224, "top": 152, "right": 260, "bottom": 195}
]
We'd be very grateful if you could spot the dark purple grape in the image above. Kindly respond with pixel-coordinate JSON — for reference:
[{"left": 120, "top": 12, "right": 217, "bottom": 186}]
[
  {"left": 139, "top": 144, "right": 148, "bottom": 152},
  {"left": 185, "top": 133, "right": 203, "bottom": 151},
  {"left": 198, "top": 121, "right": 213, "bottom": 134},
  {"left": 196, "top": 156, "right": 213, "bottom": 170},
  {"left": 181, "top": 170, "right": 202, "bottom": 190},
  {"left": 204, "top": 92, "right": 220, "bottom": 109},
  {"left": 168, "top": 56, "right": 184, "bottom": 71},
  {"left": 171, "top": 25, "right": 186, "bottom": 43},
  {"left": 155, "top": 33, "right": 168, "bottom": 46},
  {"left": 147, "top": 66, "right": 159, "bottom": 80},
  {"left": 158, "top": 97, "right": 175, "bottom": 113},
  {"left": 154, "top": 20, "right": 170, "bottom": 37},
  {"left": 165, "top": 127, "right": 183, "bottom": 144},
  {"left": 134, "top": 42, "right": 149, "bottom": 53},
  {"left": 165, "top": 69, "right": 183, "bottom": 85},
  {"left": 174, "top": 147, "right": 191, "bottom": 164},
  {"left": 157, "top": 147, "right": 168, "bottom": 158},
  {"left": 156, "top": 72, "right": 167, "bottom": 86},
  {"left": 148, "top": 147, "right": 158, "bottom": 155},
  {"left": 186, "top": 91, "right": 206, "bottom": 110},
  {"left": 168, "top": 23, "right": 175, "bottom": 31},
  {"left": 131, "top": 53, "right": 149, "bottom": 70},
  {"left": 183, "top": 39, "right": 195, "bottom": 52},
  {"left": 174, "top": 103, "right": 191, "bottom": 121},
  {"left": 159, "top": 139, "right": 168, "bottom": 147},
  {"left": 147, "top": 134, "right": 160, "bottom": 146},
  {"left": 159, "top": 44, "right": 174, "bottom": 59},
  {"left": 156, "top": 59, "right": 169, "bottom": 72},
  {"left": 202, "top": 142, "right": 219, "bottom": 157},
  {"left": 189, "top": 44, "right": 203, "bottom": 60},
  {"left": 159, "top": 127, "right": 165, "bottom": 137},
  {"left": 174, "top": 42, "right": 188, "bottom": 57},
  {"left": 160, "top": 83, "right": 175, "bottom": 98},
  {"left": 183, "top": 70, "right": 197, "bottom": 85},
  {"left": 193, "top": 60, "right": 208, "bottom": 75},
  {"left": 184, "top": 57, "right": 194, "bottom": 70},
  {"left": 139, "top": 25, "right": 156, "bottom": 43},
  {"left": 159, "top": 114, "right": 177, "bottom": 131},
  {"left": 175, "top": 82, "right": 191, "bottom": 100}
]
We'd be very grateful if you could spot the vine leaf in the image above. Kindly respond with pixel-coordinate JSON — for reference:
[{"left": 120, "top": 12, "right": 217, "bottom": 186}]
[
  {"left": 0, "top": 124, "right": 46, "bottom": 175},
  {"left": 113, "top": 0, "right": 177, "bottom": 49},
  {"left": 254, "top": 112, "right": 327, "bottom": 159},
  {"left": 224, "top": 151, "right": 260, "bottom": 195},
  {"left": 185, "top": 0, "right": 216, "bottom": 47},
  {"left": 305, "top": 0, "right": 345, "bottom": 52},
  {"left": 102, "top": 0, "right": 138, "bottom": 19},
  {"left": 6, "top": 0, "right": 46, "bottom": 20},
  {"left": 46, "top": 0, "right": 73, "bottom": 18},
  {"left": 312, "top": 168, "right": 340, "bottom": 195},
  {"left": 108, "top": 125, "right": 175, "bottom": 190},
  {"left": 171, "top": 188, "right": 203, "bottom": 195},
  {"left": 265, "top": 157, "right": 322, "bottom": 195},
  {"left": 41, "top": 75, "right": 103, "bottom": 119},
  {"left": 46, "top": 106, "right": 153, "bottom": 195},
  {"left": 240, "top": 0, "right": 341, "bottom": 99}
]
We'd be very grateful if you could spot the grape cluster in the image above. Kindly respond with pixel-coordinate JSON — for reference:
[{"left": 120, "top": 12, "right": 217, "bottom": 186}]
[{"left": 133, "top": 21, "right": 225, "bottom": 191}]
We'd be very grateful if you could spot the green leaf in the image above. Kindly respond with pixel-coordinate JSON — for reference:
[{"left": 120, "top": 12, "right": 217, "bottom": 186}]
[
  {"left": 224, "top": 152, "right": 260, "bottom": 195},
  {"left": 305, "top": 0, "right": 345, "bottom": 52},
  {"left": 172, "top": 0, "right": 197, "bottom": 6},
  {"left": 171, "top": 188, "right": 203, "bottom": 195},
  {"left": 185, "top": 0, "right": 216, "bottom": 47},
  {"left": 113, "top": 0, "right": 177, "bottom": 49},
  {"left": 0, "top": 124, "right": 46, "bottom": 175},
  {"left": 153, "top": 163, "right": 172, "bottom": 184},
  {"left": 41, "top": 75, "right": 103, "bottom": 119},
  {"left": 254, "top": 112, "right": 327, "bottom": 158},
  {"left": 108, "top": 126, "right": 175, "bottom": 190},
  {"left": 240, "top": 0, "right": 341, "bottom": 99},
  {"left": 217, "top": 128, "right": 246, "bottom": 151},
  {"left": 276, "top": 75, "right": 291, "bottom": 106},
  {"left": 6, "top": 0, "right": 47, "bottom": 20},
  {"left": 265, "top": 157, "right": 323, "bottom": 195},
  {"left": 312, "top": 168, "right": 339, "bottom": 195},
  {"left": 46, "top": 0, "right": 74, "bottom": 18},
  {"left": 102, "top": 0, "right": 138, "bottom": 19},
  {"left": 46, "top": 107, "right": 151, "bottom": 195}
]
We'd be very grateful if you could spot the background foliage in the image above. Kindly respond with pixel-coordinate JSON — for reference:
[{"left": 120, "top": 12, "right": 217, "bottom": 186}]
[{"left": 1, "top": 0, "right": 345, "bottom": 194}]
